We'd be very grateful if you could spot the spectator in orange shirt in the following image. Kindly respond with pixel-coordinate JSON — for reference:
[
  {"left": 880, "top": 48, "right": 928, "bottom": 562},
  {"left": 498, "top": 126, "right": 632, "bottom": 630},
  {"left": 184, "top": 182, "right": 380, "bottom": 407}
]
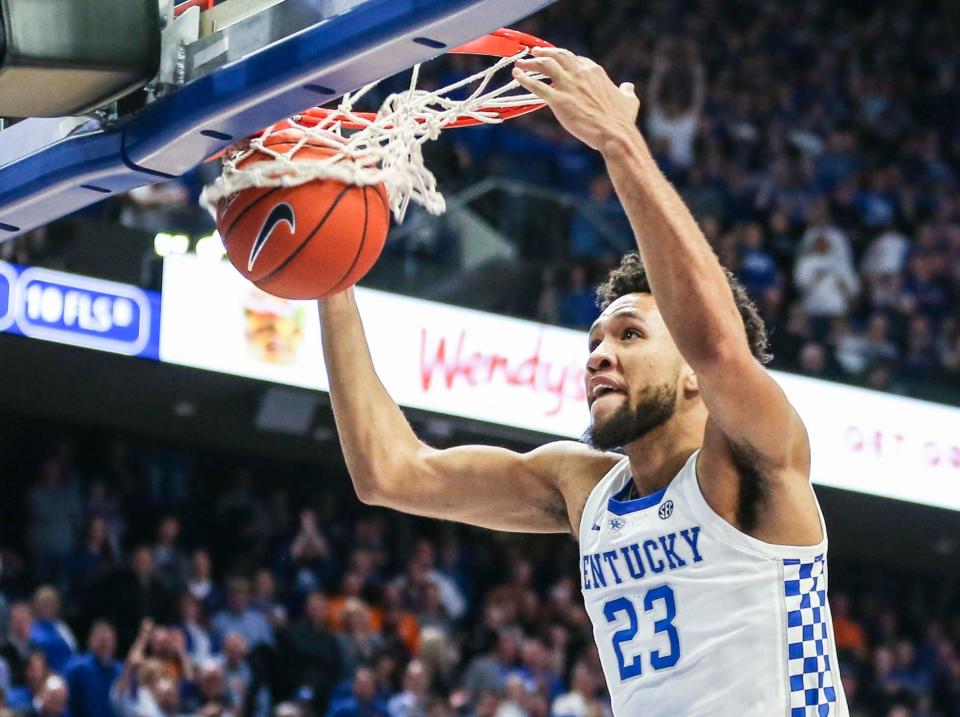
[
  {"left": 325, "top": 572, "right": 366, "bottom": 633},
  {"left": 832, "top": 593, "right": 867, "bottom": 659},
  {"left": 371, "top": 584, "right": 420, "bottom": 658}
]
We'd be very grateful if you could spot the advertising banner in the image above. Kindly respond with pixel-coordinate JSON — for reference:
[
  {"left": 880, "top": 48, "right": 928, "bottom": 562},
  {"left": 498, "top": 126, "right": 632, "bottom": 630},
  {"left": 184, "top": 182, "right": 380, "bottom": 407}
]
[
  {"left": 160, "top": 256, "right": 960, "bottom": 511},
  {"left": 159, "top": 256, "right": 590, "bottom": 437},
  {"left": 0, "top": 261, "right": 161, "bottom": 359}
]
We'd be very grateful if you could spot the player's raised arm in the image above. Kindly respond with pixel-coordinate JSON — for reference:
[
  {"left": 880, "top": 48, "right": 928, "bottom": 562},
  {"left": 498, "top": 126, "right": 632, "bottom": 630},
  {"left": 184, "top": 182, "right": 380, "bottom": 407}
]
[
  {"left": 317, "top": 289, "right": 611, "bottom": 534},
  {"left": 514, "top": 48, "right": 817, "bottom": 542}
]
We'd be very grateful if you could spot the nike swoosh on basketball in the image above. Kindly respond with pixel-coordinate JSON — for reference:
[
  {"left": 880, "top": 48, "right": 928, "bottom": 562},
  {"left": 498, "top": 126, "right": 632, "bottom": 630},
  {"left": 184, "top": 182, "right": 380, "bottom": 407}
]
[{"left": 248, "top": 203, "right": 296, "bottom": 271}]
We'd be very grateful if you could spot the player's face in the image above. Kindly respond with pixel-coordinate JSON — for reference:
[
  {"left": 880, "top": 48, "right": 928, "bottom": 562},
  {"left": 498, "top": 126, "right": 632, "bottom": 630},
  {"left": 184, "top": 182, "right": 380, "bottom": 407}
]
[{"left": 584, "top": 293, "right": 683, "bottom": 449}]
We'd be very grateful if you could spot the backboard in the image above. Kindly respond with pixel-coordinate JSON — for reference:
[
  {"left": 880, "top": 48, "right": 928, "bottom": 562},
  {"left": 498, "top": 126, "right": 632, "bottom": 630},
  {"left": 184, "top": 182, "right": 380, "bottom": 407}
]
[{"left": 0, "top": 0, "right": 555, "bottom": 240}]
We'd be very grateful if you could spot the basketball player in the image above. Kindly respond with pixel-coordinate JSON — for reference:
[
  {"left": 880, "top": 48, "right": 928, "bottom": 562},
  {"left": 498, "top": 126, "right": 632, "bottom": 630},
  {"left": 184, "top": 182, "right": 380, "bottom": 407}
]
[{"left": 319, "top": 47, "right": 848, "bottom": 716}]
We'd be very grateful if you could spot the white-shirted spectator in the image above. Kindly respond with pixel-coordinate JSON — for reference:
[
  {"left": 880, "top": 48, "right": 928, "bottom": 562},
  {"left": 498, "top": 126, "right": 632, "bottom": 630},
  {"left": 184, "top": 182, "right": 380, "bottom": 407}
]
[
  {"left": 494, "top": 674, "right": 529, "bottom": 717},
  {"left": 794, "top": 231, "right": 860, "bottom": 319},
  {"left": 212, "top": 578, "right": 274, "bottom": 649},
  {"left": 646, "top": 39, "right": 705, "bottom": 170},
  {"left": 186, "top": 549, "right": 217, "bottom": 612},
  {"left": 550, "top": 663, "right": 609, "bottom": 717},
  {"left": 388, "top": 660, "right": 430, "bottom": 717},
  {"left": 150, "top": 677, "right": 186, "bottom": 717},
  {"left": 110, "top": 620, "right": 165, "bottom": 717},
  {"left": 34, "top": 674, "right": 69, "bottom": 717},
  {"left": 861, "top": 228, "right": 911, "bottom": 278},
  {"left": 176, "top": 594, "right": 212, "bottom": 667},
  {"left": 800, "top": 200, "right": 856, "bottom": 265},
  {"left": 111, "top": 659, "right": 166, "bottom": 717}
]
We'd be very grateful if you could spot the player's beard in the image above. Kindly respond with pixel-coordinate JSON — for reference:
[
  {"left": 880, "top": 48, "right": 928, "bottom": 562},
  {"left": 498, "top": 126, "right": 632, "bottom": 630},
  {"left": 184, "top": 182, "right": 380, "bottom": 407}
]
[{"left": 584, "top": 379, "right": 678, "bottom": 451}]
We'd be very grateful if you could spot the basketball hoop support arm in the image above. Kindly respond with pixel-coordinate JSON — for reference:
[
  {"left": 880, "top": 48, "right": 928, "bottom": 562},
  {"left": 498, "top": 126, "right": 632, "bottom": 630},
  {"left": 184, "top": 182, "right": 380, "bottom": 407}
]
[{"left": 0, "top": 0, "right": 554, "bottom": 240}]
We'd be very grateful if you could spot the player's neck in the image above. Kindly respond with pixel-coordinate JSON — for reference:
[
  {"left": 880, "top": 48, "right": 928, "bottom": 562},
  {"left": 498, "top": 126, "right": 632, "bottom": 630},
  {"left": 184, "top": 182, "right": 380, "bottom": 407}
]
[{"left": 622, "top": 420, "right": 702, "bottom": 498}]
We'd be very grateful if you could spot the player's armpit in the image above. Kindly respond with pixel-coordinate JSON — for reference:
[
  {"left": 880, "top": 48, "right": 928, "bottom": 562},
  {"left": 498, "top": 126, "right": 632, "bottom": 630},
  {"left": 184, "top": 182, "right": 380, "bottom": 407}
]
[
  {"left": 697, "top": 350, "right": 822, "bottom": 545},
  {"left": 361, "top": 440, "right": 616, "bottom": 535}
]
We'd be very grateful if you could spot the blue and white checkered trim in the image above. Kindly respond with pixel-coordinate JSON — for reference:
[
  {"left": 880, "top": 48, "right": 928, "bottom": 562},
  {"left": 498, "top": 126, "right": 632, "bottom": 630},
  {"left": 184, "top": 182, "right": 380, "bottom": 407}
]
[{"left": 784, "top": 554, "right": 837, "bottom": 717}]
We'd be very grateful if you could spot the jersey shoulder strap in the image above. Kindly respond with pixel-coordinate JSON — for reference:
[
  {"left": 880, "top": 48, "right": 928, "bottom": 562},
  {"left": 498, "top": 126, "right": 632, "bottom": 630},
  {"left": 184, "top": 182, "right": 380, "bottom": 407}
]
[
  {"left": 577, "top": 455, "right": 630, "bottom": 541},
  {"left": 674, "top": 449, "right": 830, "bottom": 560}
]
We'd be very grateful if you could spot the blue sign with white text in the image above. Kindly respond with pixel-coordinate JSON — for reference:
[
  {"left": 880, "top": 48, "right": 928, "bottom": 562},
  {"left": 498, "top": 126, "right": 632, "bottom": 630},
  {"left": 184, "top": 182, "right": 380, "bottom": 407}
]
[{"left": 0, "top": 261, "right": 160, "bottom": 359}]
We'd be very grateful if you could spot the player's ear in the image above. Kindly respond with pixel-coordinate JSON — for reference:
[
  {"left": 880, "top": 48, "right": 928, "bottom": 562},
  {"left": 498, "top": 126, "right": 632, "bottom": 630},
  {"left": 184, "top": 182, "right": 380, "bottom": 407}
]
[{"left": 680, "top": 365, "right": 699, "bottom": 398}]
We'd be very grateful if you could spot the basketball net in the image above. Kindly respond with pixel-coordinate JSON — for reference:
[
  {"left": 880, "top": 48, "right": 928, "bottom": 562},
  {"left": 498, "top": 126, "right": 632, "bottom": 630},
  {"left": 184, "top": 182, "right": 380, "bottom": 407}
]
[{"left": 200, "top": 41, "right": 547, "bottom": 223}]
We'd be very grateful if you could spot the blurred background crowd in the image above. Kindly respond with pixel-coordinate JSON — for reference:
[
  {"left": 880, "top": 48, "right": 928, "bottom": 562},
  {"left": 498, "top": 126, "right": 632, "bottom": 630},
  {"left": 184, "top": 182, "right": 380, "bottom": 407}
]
[
  {"left": 5, "top": 0, "right": 958, "bottom": 403},
  {"left": 0, "top": 433, "right": 959, "bottom": 717},
  {"left": 1, "top": 0, "right": 960, "bottom": 716},
  {"left": 449, "top": 0, "right": 960, "bottom": 403}
]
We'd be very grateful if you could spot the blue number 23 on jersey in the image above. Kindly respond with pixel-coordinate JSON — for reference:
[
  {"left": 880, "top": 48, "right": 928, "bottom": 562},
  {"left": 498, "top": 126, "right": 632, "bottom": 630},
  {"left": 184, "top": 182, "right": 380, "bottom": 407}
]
[{"left": 603, "top": 585, "right": 681, "bottom": 681}]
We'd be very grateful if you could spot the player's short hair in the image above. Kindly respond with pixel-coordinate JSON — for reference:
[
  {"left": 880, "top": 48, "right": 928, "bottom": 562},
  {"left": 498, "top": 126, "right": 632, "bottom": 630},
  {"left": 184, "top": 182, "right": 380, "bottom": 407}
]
[{"left": 596, "top": 252, "right": 772, "bottom": 364}]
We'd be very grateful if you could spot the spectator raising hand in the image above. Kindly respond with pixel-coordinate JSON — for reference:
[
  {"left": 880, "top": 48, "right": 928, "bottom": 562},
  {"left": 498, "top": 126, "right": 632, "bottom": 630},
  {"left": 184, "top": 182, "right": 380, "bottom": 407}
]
[
  {"left": 110, "top": 618, "right": 158, "bottom": 717},
  {"left": 285, "top": 510, "right": 336, "bottom": 598},
  {"left": 0, "top": 6, "right": 959, "bottom": 717},
  {"left": 646, "top": 39, "right": 705, "bottom": 171}
]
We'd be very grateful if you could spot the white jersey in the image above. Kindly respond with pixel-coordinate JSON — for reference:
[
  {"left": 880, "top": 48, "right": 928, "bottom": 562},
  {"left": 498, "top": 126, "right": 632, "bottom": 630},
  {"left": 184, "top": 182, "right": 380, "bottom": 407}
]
[{"left": 578, "top": 450, "right": 849, "bottom": 716}]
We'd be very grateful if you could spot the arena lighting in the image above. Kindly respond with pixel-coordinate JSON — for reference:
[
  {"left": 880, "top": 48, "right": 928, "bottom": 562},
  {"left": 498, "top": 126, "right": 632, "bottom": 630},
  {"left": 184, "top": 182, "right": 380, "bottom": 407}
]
[
  {"left": 153, "top": 232, "right": 190, "bottom": 258},
  {"left": 194, "top": 231, "right": 226, "bottom": 263}
]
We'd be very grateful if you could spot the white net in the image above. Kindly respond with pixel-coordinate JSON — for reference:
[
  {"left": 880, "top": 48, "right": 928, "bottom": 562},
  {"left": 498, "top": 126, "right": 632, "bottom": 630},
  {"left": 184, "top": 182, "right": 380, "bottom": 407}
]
[{"left": 199, "top": 46, "right": 546, "bottom": 223}]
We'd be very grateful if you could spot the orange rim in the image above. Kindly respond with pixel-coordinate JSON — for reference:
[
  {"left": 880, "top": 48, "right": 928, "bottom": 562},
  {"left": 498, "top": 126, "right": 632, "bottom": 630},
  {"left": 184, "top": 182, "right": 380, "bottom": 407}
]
[
  {"left": 292, "top": 28, "right": 553, "bottom": 130},
  {"left": 205, "top": 28, "right": 552, "bottom": 162}
]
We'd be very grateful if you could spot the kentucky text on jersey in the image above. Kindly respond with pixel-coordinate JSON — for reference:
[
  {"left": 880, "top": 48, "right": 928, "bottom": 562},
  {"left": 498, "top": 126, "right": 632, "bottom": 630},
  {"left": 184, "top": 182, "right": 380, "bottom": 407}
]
[
  {"left": 579, "top": 453, "right": 848, "bottom": 715},
  {"left": 581, "top": 526, "right": 703, "bottom": 591}
]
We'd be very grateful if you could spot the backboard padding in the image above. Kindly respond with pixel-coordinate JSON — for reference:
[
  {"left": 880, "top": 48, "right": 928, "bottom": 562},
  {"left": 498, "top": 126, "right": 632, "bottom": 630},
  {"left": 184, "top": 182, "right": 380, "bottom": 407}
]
[{"left": 0, "top": 0, "right": 555, "bottom": 239}]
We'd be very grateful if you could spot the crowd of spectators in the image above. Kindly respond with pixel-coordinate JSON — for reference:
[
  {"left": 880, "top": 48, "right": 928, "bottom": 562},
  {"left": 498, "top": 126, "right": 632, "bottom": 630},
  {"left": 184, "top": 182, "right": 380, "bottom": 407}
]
[
  {"left": 2, "top": 2, "right": 960, "bottom": 716},
  {"left": 0, "top": 434, "right": 959, "bottom": 717},
  {"left": 493, "top": 0, "right": 960, "bottom": 402},
  {"left": 3, "top": 0, "right": 959, "bottom": 403}
]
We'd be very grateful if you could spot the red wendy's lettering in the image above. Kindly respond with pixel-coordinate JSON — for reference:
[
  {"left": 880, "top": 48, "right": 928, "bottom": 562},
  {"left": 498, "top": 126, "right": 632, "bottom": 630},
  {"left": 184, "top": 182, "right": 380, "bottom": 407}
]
[{"left": 419, "top": 329, "right": 586, "bottom": 416}]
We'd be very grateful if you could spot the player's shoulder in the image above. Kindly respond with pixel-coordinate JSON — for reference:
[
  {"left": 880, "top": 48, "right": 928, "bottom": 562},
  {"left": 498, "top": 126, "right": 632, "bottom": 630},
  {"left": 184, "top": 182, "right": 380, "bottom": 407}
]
[
  {"left": 525, "top": 440, "right": 623, "bottom": 486},
  {"left": 525, "top": 442, "right": 624, "bottom": 536}
]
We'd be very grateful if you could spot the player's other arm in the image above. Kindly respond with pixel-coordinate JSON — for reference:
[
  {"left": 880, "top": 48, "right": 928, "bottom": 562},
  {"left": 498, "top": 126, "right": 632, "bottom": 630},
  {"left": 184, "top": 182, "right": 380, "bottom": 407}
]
[
  {"left": 514, "top": 49, "right": 816, "bottom": 542},
  {"left": 601, "top": 127, "right": 807, "bottom": 474},
  {"left": 318, "top": 290, "right": 601, "bottom": 534}
]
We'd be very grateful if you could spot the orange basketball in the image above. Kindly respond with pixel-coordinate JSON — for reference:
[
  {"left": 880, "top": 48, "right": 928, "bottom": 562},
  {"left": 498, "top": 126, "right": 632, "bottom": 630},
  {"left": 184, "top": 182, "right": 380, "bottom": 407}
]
[{"left": 216, "top": 136, "right": 389, "bottom": 300}]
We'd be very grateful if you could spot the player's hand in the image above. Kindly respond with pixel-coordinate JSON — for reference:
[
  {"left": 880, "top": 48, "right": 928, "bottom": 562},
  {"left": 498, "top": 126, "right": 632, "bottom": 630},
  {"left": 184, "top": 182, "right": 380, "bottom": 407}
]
[{"left": 513, "top": 47, "right": 640, "bottom": 152}]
